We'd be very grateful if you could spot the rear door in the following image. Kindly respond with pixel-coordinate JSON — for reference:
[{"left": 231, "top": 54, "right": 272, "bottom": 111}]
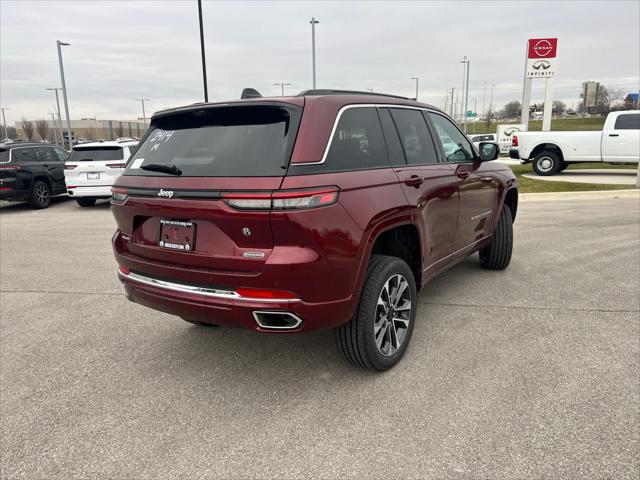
[
  {"left": 427, "top": 112, "right": 499, "bottom": 250},
  {"left": 112, "top": 104, "right": 302, "bottom": 276},
  {"left": 382, "top": 108, "right": 459, "bottom": 264},
  {"left": 8, "top": 147, "right": 40, "bottom": 193},
  {"left": 35, "top": 146, "right": 66, "bottom": 193},
  {"left": 602, "top": 113, "right": 640, "bottom": 163},
  {"left": 66, "top": 145, "right": 127, "bottom": 188}
]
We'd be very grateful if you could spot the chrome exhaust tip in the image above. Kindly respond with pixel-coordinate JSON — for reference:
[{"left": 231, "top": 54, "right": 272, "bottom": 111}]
[{"left": 252, "top": 311, "right": 303, "bottom": 330}]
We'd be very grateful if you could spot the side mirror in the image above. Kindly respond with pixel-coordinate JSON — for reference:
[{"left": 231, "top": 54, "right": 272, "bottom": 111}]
[{"left": 478, "top": 142, "right": 499, "bottom": 161}]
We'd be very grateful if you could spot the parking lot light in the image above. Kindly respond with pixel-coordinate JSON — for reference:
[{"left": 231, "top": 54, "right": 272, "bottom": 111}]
[{"left": 56, "top": 40, "right": 73, "bottom": 147}]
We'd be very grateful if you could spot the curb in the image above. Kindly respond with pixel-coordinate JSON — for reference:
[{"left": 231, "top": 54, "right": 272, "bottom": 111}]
[{"left": 519, "top": 189, "right": 640, "bottom": 201}]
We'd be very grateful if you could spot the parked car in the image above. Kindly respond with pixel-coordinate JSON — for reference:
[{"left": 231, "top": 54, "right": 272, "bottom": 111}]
[
  {"left": 111, "top": 89, "right": 517, "bottom": 371},
  {"left": 510, "top": 110, "right": 640, "bottom": 175},
  {"left": 469, "top": 133, "right": 497, "bottom": 151},
  {"left": 64, "top": 139, "right": 138, "bottom": 207},
  {"left": 0, "top": 142, "right": 68, "bottom": 208}
]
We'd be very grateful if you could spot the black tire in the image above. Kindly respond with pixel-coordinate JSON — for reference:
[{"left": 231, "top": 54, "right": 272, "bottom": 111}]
[
  {"left": 181, "top": 317, "right": 219, "bottom": 327},
  {"left": 335, "top": 255, "right": 417, "bottom": 371},
  {"left": 76, "top": 197, "right": 97, "bottom": 207},
  {"left": 28, "top": 180, "right": 51, "bottom": 209},
  {"left": 559, "top": 161, "right": 569, "bottom": 172},
  {"left": 479, "top": 206, "right": 513, "bottom": 270},
  {"left": 532, "top": 150, "right": 562, "bottom": 176}
]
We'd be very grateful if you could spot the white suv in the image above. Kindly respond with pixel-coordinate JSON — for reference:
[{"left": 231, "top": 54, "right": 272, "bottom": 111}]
[{"left": 64, "top": 140, "right": 138, "bottom": 207}]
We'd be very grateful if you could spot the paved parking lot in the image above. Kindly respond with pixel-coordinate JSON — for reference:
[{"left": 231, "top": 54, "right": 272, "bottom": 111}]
[{"left": 1, "top": 192, "right": 639, "bottom": 479}]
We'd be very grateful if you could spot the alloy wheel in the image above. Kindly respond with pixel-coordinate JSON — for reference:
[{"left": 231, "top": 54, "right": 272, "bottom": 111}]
[
  {"left": 36, "top": 184, "right": 49, "bottom": 205},
  {"left": 374, "top": 274, "right": 412, "bottom": 356}
]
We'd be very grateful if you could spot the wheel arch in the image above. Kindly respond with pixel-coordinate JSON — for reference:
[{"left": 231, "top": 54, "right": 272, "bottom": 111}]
[
  {"left": 502, "top": 187, "right": 518, "bottom": 223},
  {"left": 354, "top": 217, "right": 423, "bottom": 294},
  {"left": 530, "top": 143, "right": 565, "bottom": 162}
]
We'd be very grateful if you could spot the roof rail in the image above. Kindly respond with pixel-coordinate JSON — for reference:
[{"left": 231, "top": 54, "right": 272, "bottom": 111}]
[{"left": 297, "top": 89, "right": 409, "bottom": 100}]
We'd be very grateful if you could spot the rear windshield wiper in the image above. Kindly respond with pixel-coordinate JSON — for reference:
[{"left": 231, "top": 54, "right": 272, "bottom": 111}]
[{"left": 140, "top": 163, "right": 182, "bottom": 175}]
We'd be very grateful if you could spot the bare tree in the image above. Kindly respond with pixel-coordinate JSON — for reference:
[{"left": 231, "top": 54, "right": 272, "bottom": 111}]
[
  {"left": 35, "top": 119, "right": 49, "bottom": 141},
  {"left": 503, "top": 100, "right": 521, "bottom": 120},
  {"left": 552, "top": 100, "right": 566, "bottom": 115},
  {"left": 21, "top": 118, "right": 34, "bottom": 140},
  {"left": 596, "top": 85, "right": 626, "bottom": 115}
]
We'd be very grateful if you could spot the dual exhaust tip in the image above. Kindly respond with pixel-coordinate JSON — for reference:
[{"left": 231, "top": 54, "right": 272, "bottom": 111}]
[{"left": 252, "top": 311, "right": 302, "bottom": 330}]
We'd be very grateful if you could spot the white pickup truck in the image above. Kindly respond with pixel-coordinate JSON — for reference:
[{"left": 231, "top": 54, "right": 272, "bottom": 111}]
[{"left": 509, "top": 110, "right": 639, "bottom": 175}]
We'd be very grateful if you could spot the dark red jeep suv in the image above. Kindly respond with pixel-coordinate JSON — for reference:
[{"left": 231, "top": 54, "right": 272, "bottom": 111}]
[{"left": 111, "top": 89, "right": 517, "bottom": 370}]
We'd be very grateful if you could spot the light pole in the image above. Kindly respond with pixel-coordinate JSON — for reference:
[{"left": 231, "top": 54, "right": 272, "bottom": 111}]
[
  {"left": 310, "top": 17, "right": 319, "bottom": 89},
  {"left": 460, "top": 56, "right": 470, "bottom": 132},
  {"left": 56, "top": 40, "right": 73, "bottom": 148},
  {"left": 482, "top": 81, "right": 487, "bottom": 118},
  {"left": 136, "top": 98, "right": 150, "bottom": 127},
  {"left": 197, "top": 0, "right": 208, "bottom": 102},
  {"left": 273, "top": 83, "right": 292, "bottom": 96},
  {"left": 489, "top": 83, "right": 495, "bottom": 122},
  {"left": 0, "top": 107, "right": 9, "bottom": 140},
  {"left": 410, "top": 77, "right": 419, "bottom": 101},
  {"left": 46, "top": 88, "right": 64, "bottom": 146},
  {"left": 49, "top": 113, "right": 59, "bottom": 145}
]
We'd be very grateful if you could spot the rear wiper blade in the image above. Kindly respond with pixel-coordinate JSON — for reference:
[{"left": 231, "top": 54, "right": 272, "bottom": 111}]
[{"left": 140, "top": 163, "right": 182, "bottom": 175}]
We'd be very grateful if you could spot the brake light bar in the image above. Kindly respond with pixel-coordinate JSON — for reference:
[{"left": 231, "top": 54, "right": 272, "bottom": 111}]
[
  {"left": 0, "top": 165, "right": 20, "bottom": 171},
  {"left": 512, "top": 135, "right": 518, "bottom": 147},
  {"left": 223, "top": 187, "right": 339, "bottom": 211},
  {"left": 64, "top": 164, "right": 78, "bottom": 170},
  {"left": 107, "top": 163, "right": 127, "bottom": 169}
]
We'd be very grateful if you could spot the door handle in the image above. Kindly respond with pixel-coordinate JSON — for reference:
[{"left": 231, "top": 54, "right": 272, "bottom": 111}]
[
  {"left": 609, "top": 133, "right": 619, "bottom": 137},
  {"left": 480, "top": 177, "right": 493, "bottom": 183},
  {"left": 404, "top": 175, "right": 424, "bottom": 188},
  {"left": 456, "top": 171, "right": 469, "bottom": 179},
  {"left": 42, "top": 164, "right": 49, "bottom": 167}
]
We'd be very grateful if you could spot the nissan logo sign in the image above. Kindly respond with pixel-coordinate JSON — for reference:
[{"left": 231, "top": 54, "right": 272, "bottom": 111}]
[{"left": 532, "top": 39, "right": 553, "bottom": 57}]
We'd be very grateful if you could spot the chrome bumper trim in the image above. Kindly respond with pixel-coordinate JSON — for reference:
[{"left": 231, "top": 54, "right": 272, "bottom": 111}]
[{"left": 118, "top": 270, "right": 300, "bottom": 303}]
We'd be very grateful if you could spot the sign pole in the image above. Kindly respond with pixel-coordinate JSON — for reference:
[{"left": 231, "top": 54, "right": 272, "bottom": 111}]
[
  {"left": 542, "top": 77, "right": 555, "bottom": 131},
  {"left": 520, "top": 39, "right": 532, "bottom": 129}
]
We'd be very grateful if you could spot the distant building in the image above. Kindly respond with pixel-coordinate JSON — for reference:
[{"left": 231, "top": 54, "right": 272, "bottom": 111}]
[{"left": 14, "top": 118, "right": 148, "bottom": 143}]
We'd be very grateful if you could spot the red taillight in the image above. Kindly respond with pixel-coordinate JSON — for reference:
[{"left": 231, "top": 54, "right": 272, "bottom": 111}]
[
  {"left": 223, "top": 187, "right": 339, "bottom": 211},
  {"left": 111, "top": 187, "right": 128, "bottom": 204},
  {"left": 119, "top": 266, "right": 130, "bottom": 275},
  {"left": 65, "top": 164, "right": 78, "bottom": 170},
  {"left": 512, "top": 135, "right": 518, "bottom": 147},
  {"left": 66, "top": 186, "right": 76, "bottom": 189},
  {"left": 0, "top": 186, "right": 12, "bottom": 191},
  {"left": 0, "top": 165, "right": 20, "bottom": 171},
  {"left": 107, "top": 163, "right": 127, "bottom": 169},
  {"left": 236, "top": 287, "right": 297, "bottom": 300}
]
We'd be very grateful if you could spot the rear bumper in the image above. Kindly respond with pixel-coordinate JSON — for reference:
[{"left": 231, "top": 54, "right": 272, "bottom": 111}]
[
  {"left": 68, "top": 185, "right": 113, "bottom": 198},
  {"left": 509, "top": 148, "right": 521, "bottom": 160},
  {"left": 117, "top": 269, "right": 358, "bottom": 333}
]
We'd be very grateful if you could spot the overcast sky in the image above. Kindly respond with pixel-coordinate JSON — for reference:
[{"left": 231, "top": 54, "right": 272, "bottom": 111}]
[{"left": 1, "top": 0, "right": 639, "bottom": 125}]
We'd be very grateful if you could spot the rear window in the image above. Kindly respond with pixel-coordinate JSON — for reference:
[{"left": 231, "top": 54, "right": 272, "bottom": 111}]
[
  {"left": 614, "top": 113, "right": 640, "bottom": 130},
  {"left": 70, "top": 146, "right": 124, "bottom": 161},
  {"left": 124, "top": 105, "right": 301, "bottom": 177}
]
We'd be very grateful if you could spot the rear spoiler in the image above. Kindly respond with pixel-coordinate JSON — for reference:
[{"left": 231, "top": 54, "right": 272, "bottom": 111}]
[{"left": 241, "top": 88, "right": 262, "bottom": 99}]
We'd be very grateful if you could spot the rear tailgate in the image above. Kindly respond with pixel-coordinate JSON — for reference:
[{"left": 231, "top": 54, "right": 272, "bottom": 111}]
[
  {"left": 65, "top": 146, "right": 128, "bottom": 187},
  {"left": 112, "top": 103, "right": 302, "bottom": 279}
]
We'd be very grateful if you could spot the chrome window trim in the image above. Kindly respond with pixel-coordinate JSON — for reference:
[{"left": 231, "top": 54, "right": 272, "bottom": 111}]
[
  {"left": 295, "top": 103, "right": 443, "bottom": 166},
  {"left": 118, "top": 270, "right": 301, "bottom": 303},
  {"left": 2, "top": 146, "right": 37, "bottom": 164}
]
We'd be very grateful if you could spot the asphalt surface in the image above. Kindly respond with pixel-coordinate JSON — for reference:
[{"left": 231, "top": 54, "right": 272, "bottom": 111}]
[{"left": 1, "top": 192, "right": 639, "bottom": 479}]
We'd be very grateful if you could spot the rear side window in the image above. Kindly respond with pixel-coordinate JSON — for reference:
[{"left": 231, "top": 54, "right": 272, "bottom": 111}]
[
  {"left": 322, "top": 107, "right": 388, "bottom": 171},
  {"left": 70, "top": 146, "right": 124, "bottom": 161},
  {"left": 37, "top": 147, "right": 57, "bottom": 162},
  {"left": 614, "top": 113, "right": 640, "bottom": 130},
  {"left": 0, "top": 149, "right": 7, "bottom": 162},
  {"left": 125, "top": 106, "right": 300, "bottom": 177},
  {"left": 428, "top": 113, "right": 475, "bottom": 162},
  {"left": 53, "top": 147, "right": 69, "bottom": 161},
  {"left": 378, "top": 108, "right": 407, "bottom": 166},
  {"left": 11, "top": 147, "right": 38, "bottom": 163},
  {"left": 390, "top": 109, "right": 439, "bottom": 165}
]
